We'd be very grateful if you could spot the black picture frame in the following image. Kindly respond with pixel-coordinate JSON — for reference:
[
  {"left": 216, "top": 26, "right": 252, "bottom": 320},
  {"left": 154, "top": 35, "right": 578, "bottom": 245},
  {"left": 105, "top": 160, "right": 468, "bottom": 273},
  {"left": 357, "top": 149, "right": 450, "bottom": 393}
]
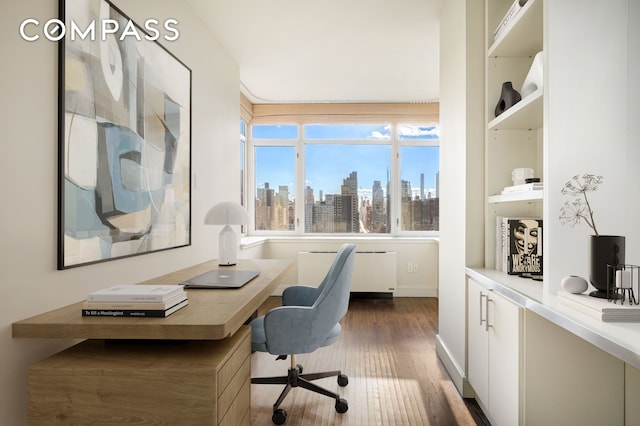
[{"left": 58, "top": 0, "right": 191, "bottom": 269}]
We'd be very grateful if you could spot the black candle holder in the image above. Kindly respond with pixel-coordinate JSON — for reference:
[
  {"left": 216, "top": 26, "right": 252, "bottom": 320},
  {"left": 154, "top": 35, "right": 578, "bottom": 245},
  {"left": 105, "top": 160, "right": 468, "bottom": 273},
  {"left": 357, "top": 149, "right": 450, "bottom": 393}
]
[{"left": 607, "top": 264, "right": 640, "bottom": 305}]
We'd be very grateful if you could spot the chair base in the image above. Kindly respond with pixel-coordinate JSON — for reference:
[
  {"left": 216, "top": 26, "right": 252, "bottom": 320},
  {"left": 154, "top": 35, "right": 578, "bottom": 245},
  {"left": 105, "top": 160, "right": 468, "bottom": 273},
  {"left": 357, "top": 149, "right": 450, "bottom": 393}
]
[{"left": 251, "top": 357, "right": 349, "bottom": 424}]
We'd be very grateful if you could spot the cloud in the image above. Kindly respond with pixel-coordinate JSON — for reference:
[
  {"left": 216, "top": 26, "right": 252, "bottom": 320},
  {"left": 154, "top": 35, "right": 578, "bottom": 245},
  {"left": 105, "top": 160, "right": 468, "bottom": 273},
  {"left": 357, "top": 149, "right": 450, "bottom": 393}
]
[{"left": 398, "top": 125, "right": 439, "bottom": 139}]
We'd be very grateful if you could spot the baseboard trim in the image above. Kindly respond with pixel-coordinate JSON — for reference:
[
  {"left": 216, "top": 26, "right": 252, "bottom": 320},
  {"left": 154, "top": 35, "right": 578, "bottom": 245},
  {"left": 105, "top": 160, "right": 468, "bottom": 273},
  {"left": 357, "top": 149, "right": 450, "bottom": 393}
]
[
  {"left": 273, "top": 287, "right": 438, "bottom": 298},
  {"left": 350, "top": 292, "right": 393, "bottom": 300},
  {"left": 394, "top": 287, "right": 437, "bottom": 298},
  {"left": 435, "top": 334, "right": 474, "bottom": 398}
]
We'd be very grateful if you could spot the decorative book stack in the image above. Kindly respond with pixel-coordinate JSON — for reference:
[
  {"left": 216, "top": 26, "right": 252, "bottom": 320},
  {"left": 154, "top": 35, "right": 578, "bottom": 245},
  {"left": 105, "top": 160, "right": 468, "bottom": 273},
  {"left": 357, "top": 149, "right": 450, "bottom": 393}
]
[
  {"left": 558, "top": 291, "right": 640, "bottom": 322},
  {"left": 495, "top": 216, "right": 543, "bottom": 277},
  {"left": 82, "top": 284, "right": 188, "bottom": 317},
  {"left": 501, "top": 182, "right": 543, "bottom": 195}
]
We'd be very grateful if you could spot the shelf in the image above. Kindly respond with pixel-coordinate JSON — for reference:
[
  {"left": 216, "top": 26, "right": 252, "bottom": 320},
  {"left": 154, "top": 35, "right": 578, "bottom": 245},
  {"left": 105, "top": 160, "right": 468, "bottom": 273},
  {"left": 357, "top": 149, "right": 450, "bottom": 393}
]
[
  {"left": 489, "top": 0, "right": 543, "bottom": 58},
  {"left": 488, "top": 190, "right": 543, "bottom": 204},
  {"left": 488, "top": 87, "right": 543, "bottom": 130}
]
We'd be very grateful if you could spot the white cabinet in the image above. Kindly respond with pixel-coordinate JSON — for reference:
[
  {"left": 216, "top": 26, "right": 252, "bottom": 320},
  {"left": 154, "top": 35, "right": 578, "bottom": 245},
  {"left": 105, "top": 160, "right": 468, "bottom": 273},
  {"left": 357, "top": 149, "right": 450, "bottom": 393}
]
[
  {"left": 523, "top": 310, "right": 624, "bottom": 425},
  {"left": 467, "top": 278, "right": 522, "bottom": 425},
  {"left": 626, "top": 364, "right": 640, "bottom": 424}
]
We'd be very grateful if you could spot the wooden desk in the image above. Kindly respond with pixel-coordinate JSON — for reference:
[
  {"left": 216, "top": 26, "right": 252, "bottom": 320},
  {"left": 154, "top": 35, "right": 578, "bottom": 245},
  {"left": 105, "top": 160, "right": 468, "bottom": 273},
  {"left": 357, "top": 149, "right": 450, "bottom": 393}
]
[
  {"left": 13, "top": 259, "right": 293, "bottom": 425},
  {"left": 13, "top": 259, "right": 293, "bottom": 340}
]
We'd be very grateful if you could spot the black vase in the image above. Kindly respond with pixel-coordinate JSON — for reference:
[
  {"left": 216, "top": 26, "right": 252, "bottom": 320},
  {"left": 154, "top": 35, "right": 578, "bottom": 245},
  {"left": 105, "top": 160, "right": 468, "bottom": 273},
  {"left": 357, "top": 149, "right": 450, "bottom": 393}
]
[
  {"left": 494, "top": 82, "right": 522, "bottom": 117},
  {"left": 589, "top": 235, "right": 625, "bottom": 298}
]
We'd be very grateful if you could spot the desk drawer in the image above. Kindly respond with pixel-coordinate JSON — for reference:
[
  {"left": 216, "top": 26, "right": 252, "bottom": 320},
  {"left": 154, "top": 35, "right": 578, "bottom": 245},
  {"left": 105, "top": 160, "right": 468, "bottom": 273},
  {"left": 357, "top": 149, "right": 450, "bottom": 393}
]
[
  {"left": 218, "top": 329, "right": 251, "bottom": 394},
  {"left": 219, "top": 378, "right": 251, "bottom": 426},
  {"left": 218, "top": 330, "right": 251, "bottom": 424}
]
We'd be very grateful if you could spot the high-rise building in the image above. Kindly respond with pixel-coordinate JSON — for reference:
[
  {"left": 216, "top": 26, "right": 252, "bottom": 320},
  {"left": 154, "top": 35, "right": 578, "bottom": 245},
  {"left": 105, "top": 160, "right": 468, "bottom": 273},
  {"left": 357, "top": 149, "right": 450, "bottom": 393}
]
[
  {"left": 341, "top": 171, "right": 359, "bottom": 233},
  {"left": 305, "top": 186, "right": 314, "bottom": 205},
  {"left": 372, "top": 180, "right": 385, "bottom": 233},
  {"left": 401, "top": 179, "right": 412, "bottom": 201}
]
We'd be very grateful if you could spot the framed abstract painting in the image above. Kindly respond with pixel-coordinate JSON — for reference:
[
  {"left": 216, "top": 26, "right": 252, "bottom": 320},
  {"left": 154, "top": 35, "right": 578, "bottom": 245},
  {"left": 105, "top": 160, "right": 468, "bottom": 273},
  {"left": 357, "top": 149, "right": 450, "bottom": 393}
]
[{"left": 58, "top": 0, "right": 191, "bottom": 269}]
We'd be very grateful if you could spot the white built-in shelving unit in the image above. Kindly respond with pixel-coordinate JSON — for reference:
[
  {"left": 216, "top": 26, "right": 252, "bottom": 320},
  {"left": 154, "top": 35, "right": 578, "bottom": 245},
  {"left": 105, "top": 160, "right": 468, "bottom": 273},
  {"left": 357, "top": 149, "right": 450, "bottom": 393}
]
[
  {"left": 463, "top": 2, "right": 640, "bottom": 424},
  {"left": 484, "top": 0, "right": 544, "bottom": 279}
]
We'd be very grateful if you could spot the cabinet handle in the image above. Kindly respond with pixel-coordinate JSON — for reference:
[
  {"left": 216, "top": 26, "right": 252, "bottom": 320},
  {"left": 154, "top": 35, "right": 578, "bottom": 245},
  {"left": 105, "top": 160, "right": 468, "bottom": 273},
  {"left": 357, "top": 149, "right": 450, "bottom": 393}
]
[
  {"left": 485, "top": 294, "right": 493, "bottom": 332},
  {"left": 479, "top": 293, "right": 487, "bottom": 326}
]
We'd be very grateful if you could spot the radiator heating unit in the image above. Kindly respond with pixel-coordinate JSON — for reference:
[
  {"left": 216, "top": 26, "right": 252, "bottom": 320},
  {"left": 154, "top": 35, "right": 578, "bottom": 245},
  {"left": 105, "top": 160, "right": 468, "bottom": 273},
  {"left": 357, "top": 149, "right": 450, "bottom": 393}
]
[{"left": 297, "top": 251, "right": 396, "bottom": 295}]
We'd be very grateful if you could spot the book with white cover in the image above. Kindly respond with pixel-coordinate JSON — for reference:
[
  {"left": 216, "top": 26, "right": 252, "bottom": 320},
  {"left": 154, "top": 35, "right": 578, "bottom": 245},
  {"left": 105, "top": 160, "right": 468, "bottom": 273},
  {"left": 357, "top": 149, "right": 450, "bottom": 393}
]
[
  {"left": 87, "top": 284, "right": 185, "bottom": 302},
  {"left": 502, "top": 183, "right": 543, "bottom": 194},
  {"left": 82, "top": 292, "right": 187, "bottom": 310},
  {"left": 494, "top": 0, "right": 522, "bottom": 40},
  {"left": 496, "top": 216, "right": 506, "bottom": 271},
  {"left": 558, "top": 291, "right": 640, "bottom": 322}
]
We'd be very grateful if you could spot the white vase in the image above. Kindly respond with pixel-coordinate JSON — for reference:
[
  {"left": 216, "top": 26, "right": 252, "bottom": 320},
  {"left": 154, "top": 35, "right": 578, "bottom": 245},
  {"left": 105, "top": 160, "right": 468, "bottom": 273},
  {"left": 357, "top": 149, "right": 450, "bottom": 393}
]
[
  {"left": 521, "top": 51, "right": 543, "bottom": 98},
  {"left": 561, "top": 275, "right": 588, "bottom": 294}
]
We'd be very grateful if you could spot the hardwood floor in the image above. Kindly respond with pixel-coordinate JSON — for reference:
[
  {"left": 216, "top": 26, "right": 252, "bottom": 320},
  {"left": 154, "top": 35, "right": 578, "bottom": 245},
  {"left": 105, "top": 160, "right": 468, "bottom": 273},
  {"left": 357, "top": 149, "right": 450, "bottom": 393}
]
[{"left": 250, "top": 297, "right": 490, "bottom": 425}]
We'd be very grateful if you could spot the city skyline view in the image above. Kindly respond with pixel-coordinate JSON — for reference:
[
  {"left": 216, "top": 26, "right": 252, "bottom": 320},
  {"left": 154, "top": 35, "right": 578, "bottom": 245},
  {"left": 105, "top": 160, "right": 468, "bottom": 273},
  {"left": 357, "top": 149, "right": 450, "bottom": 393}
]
[
  {"left": 253, "top": 124, "right": 439, "bottom": 202},
  {"left": 252, "top": 123, "right": 439, "bottom": 233}
]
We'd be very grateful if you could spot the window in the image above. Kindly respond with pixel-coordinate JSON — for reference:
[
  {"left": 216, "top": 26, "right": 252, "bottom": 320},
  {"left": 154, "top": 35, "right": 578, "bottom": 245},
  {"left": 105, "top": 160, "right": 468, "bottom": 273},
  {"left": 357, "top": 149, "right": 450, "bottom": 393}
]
[
  {"left": 249, "top": 122, "right": 439, "bottom": 236},
  {"left": 305, "top": 144, "right": 392, "bottom": 234},
  {"left": 304, "top": 124, "right": 391, "bottom": 234},
  {"left": 399, "top": 125, "right": 440, "bottom": 233},
  {"left": 252, "top": 125, "right": 297, "bottom": 232}
]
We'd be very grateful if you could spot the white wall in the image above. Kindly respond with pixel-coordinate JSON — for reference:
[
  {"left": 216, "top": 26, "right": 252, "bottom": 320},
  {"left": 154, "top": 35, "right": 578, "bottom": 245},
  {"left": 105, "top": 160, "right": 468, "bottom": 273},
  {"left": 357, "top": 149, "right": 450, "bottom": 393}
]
[
  {"left": 544, "top": 0, "right": 636, "bottom": 294},
  {"left": 628, "top": 0, "right": 640, "bottom": 264},
  {"left": 436, "top": 0, "right": 485, "bottom": 395},
  {"left": 0, "top": 1, "right": 239, "bottom": 423}
]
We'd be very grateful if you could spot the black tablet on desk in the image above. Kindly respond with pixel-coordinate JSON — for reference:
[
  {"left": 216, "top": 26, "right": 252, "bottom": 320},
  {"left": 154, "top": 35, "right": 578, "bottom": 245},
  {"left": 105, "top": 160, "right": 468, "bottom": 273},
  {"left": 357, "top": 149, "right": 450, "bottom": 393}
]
[{"left": 182, "top": 270, "right": 260, "bottom": 289}]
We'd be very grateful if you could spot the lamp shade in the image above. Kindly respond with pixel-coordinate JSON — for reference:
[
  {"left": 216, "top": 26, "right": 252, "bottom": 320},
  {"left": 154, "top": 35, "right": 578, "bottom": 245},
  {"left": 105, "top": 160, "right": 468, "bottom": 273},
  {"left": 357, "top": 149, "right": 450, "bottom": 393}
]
[{"left": 204, "top": 202, "right": 249, "bottom": 225}]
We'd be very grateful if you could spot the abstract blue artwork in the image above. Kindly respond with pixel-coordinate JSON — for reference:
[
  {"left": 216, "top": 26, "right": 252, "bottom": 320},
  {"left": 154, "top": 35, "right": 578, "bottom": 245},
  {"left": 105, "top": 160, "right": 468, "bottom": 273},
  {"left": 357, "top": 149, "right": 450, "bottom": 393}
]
[{"left": 58, "top": 0, "right": 191, "bottom": 268}]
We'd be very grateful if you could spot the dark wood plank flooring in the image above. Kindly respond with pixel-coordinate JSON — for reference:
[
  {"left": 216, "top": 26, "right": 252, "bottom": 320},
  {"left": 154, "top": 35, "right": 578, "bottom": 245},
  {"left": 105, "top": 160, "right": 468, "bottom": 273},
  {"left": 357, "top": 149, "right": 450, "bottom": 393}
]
[{"left": 250, "top": 297, "right": 490, "bottom": 425}]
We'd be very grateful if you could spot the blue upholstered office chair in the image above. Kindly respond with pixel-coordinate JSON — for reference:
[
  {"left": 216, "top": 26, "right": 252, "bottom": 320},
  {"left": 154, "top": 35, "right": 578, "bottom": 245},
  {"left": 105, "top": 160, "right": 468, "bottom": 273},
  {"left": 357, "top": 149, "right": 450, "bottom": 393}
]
[{"left": 250, "top": 244, "right": 356, "bottom": 425}]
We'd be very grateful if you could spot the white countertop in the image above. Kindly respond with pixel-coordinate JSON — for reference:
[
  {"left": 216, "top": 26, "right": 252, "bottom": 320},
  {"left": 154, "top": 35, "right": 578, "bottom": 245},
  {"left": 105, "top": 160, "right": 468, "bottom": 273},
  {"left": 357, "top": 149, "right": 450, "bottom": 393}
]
[{"left": 467, "top": 268, "right": 640, "bottom": 369}]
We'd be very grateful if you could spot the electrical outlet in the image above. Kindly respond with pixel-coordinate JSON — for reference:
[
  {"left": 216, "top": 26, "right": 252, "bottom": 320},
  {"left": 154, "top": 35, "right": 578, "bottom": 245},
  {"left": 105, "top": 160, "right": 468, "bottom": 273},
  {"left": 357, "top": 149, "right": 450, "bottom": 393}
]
[
  {"left": 407, "top": 263, "right": 413, "bottom": 273},
  {"left": 413, "top": 263, "right": 418, "bottom": 273}
]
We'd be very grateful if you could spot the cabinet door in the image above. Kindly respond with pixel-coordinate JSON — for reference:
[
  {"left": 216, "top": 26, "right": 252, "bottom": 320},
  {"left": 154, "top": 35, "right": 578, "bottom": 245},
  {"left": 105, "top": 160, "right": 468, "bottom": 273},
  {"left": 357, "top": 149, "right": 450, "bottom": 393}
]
[
  {"left": 467, "top": 279, "right": 489, "bottom": 405},
  {"left": 488, "top": 291, "right": 521, "bottom": 426}
]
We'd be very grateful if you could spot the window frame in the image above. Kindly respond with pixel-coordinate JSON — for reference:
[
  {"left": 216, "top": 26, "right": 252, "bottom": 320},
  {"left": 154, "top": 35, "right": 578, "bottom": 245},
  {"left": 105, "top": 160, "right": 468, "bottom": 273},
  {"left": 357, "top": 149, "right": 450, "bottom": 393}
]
[
  {"left": 248, "top": 125, "right": 299, "bottom": 236},
  {"left": 302, "top": 135, "right": 393, "bottom": 236},
  {"left": 396, "top": 131, "right": 440, "bottom": 237},
  {"left": 246, "top": 104, "right": 440, "bottom": 238}
]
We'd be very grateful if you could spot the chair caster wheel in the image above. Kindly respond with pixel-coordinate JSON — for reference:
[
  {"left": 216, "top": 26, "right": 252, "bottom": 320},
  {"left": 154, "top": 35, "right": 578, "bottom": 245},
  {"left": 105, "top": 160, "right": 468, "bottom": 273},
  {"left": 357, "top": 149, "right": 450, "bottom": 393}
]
[
  {"left": 272, "top": 408, "right": 287, "bottom": 424},
  {"left": 335, "top": 398, "right": 349, "bottom": 413},
  {"left": 338, "top": 373, "right": 349, "bottom": 387},
  {"left": 296, "top": 364, "right": 303, "bottom": 374}
]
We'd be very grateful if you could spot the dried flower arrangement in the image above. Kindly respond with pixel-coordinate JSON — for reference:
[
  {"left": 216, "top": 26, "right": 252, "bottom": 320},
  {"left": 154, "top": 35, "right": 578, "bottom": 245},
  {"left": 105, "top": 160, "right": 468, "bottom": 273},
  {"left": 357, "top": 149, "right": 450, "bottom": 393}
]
[{"left": 559, "top": 174, "right": 603, "bottom": 236}]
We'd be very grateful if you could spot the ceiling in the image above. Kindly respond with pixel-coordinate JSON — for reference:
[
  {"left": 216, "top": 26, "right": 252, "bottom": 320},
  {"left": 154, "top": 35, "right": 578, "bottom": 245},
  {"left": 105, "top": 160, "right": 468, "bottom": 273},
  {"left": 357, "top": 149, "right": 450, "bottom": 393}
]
[{"left": 186, "top": 0, "right": 443, "bottom": 104}]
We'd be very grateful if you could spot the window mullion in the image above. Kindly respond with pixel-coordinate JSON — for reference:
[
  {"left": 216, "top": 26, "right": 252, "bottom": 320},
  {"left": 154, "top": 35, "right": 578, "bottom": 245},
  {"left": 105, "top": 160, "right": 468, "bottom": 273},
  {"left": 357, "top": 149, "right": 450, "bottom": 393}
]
[{"left": 296, "top": 136, "right": 303, "bottom": 236}]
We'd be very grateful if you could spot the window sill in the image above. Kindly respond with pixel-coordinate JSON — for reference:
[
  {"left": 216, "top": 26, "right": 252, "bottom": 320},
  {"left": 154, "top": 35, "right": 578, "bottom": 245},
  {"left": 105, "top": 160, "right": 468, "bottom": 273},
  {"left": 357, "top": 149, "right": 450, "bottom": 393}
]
[
  {"left": 244, "top": 235, "right": 439, "bottom": 244},
  {"left": 240, "top": 236, "right": 268, "bottom": 250}
]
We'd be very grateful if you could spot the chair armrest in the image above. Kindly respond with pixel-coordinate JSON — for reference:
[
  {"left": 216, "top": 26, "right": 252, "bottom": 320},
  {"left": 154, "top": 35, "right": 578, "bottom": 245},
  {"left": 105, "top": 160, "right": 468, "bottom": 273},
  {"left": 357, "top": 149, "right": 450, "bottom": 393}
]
[{"left": 282, "top": 285, "right": 320, "bottom": 306}]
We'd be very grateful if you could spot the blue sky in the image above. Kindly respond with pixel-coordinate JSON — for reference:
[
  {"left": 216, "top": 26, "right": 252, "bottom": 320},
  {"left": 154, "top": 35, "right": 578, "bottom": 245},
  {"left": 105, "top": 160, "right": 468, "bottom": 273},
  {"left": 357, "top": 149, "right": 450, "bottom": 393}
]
[{"left": 253, "top": 124, "right": 439, "bottom": 200}]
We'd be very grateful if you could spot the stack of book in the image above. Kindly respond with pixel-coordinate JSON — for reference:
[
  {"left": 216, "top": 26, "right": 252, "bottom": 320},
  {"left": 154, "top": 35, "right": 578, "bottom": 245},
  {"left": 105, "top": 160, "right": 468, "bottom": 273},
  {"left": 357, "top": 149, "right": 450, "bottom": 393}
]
[
  {"left": 501, "top": 182, "right": 543, "bottom": 195},
  {"left": 82, "top": 284, "right": 188, "bottom": 317},
  {"left": 558, "top": 291, "right": 640, "bottom": 322},
  {"left": 495, "top": 216, "right": 543, "bottom": 277}
]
